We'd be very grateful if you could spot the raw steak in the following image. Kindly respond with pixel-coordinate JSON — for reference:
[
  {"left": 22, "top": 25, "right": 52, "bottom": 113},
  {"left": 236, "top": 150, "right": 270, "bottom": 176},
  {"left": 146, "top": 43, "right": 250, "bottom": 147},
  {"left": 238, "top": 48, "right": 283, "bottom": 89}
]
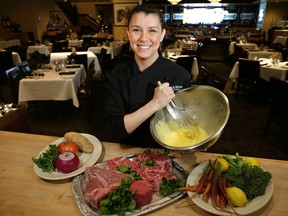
[
  {"left": 133, "top": 152, "right": 176, "bottom": 191},
  {"left": 84, "top": 166, "right": 129, "bottom": 209},
  {"left": 136, "top": 165, "right": 176, "bottom": 191},
  {"left": 129, "top": 180, "right": 153, "bottom": 207},
  {"left": 104, "top": 156, "right": 138, "bottom": 171},
  {"left": 133, "top": 152, "right": 173, "bottom": 173}
]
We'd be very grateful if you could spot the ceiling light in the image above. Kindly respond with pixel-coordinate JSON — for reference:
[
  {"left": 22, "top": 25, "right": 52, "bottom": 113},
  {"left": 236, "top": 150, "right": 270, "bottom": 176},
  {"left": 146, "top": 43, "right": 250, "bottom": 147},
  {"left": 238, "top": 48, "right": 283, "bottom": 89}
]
[
  {"left": 209, "top": 0, "right": 221, "bottom": 3},
  {"left": 168, "top": 0, "right": 182, "bottom": 5}
]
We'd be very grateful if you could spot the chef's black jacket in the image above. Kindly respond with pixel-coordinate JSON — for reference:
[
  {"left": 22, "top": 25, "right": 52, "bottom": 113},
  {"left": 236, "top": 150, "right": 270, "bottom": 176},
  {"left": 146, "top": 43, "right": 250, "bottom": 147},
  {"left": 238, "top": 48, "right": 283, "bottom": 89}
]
[{"left": 104, "top": 54, "right": 191, "bottom": 148}]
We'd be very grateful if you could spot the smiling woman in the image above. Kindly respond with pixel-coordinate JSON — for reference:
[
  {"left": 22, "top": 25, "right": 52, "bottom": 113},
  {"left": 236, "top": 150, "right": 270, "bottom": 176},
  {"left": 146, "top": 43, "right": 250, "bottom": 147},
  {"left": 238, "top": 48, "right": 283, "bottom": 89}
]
[{"left": 104, "top": 4, "right": 191, "bottom": 148}]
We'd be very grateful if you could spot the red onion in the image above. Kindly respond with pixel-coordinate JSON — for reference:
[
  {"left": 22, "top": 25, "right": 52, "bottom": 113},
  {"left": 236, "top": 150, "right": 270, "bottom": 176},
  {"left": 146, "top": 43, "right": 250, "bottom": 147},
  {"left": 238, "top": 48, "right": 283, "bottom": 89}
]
[{"left": 55, "top": 152, "right": 80, "bottom": 173}]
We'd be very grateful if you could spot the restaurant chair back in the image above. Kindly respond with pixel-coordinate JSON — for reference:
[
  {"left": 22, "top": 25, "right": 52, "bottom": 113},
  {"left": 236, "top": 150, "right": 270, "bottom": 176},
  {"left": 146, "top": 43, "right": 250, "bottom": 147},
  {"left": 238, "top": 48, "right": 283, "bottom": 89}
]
[
  {"left": 176, "top": 56, "right": 195, "bottom": 76},
  {"left": 0, "top": 50, "right": 13, "bottom": 82},
  {"left": 68, "top": 54, "right": 88, "bottom": 71},
  {"left": 5, "top": 66, "right": 24, "bottom": 103},
  {"left": 208, "top": 73, "right": 227, "bottom": 92},
  {"left": 28, "top": 51, "right": 49, "bottom": 70},
  {"left": 264, "top": 77, "right": 288, "bottom": 134},
  {"left": 52, "top": 40, "right": 69, "bottom": 52},
  {"left": 77, "top": 60, "right": 96, "bottom": 112},
  {"left": 98, "top": 48, "right": 111, "bottom": 80},
  {"left": 236, "top": 58, "right": 261, "bottom": 99},
  {"left": 194, "top": 65, "right": 212, "bottom": 85}
]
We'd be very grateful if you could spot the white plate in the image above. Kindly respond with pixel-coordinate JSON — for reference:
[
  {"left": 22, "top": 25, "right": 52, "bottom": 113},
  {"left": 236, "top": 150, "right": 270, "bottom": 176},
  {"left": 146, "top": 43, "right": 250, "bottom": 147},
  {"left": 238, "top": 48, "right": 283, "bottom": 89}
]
[
  {"left": 187, "top": 161, "right": 273, "bottom": 215},
  {"left": 33, "top": 133, "right": 103, "bottom": 180}
]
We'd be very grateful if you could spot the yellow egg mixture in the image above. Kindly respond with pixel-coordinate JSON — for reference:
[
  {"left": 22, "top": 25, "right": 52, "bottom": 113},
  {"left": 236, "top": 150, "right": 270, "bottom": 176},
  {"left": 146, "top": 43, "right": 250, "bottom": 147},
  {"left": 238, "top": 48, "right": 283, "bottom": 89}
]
[{"left": 155, "top": 119, "right": 209, "bottom": 147}]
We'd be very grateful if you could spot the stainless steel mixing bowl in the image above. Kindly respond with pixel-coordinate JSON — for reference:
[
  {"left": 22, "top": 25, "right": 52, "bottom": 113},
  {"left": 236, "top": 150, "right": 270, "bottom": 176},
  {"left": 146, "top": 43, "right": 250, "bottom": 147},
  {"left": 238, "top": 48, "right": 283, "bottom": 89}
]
[{"left": 150, "top": 85, "right": 230, "bottom": 151}]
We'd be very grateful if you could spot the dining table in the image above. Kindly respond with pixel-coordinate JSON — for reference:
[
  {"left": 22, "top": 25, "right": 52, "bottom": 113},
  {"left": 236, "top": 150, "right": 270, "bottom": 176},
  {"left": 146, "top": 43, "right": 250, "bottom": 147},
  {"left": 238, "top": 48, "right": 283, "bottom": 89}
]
[
  {"left": 87, "top": 45, "right": 122, "bottom": 59},
  {"left": 246, "top": 49, "right": 282, "bottom": 61},
  {"left": 0, "top": 39, "right": 21, "bottom": 50},
  {"left": 27, "top": 45, "right": 52, "bottom": 58},
  {"left": 50, "top": 51, "right": 102, "bottom": 79},
  {"left": 68, "top": 39, "right": 84, "bottom": 48},
  {"left": 229, "top": 58, "right": 288, "bottom": 82},
  {"left": 0, "top": 130, "right": 288, "bottom": 216},
  {"left": 228, "top": 41, "right": 258, "bottom": 56},
  {"left": 18, "top": 65, "right": 86, "bottom": 107}
]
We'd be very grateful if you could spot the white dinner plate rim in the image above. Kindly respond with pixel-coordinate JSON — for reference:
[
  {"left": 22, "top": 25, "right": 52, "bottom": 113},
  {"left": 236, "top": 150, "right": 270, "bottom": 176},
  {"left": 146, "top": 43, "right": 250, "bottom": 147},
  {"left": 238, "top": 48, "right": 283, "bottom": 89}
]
[
  {"left": 187, "top": 160, "right": 273, "bottom": 215},
  {"left": 33, "top": 133, "right": 102, "bottom": 180}
]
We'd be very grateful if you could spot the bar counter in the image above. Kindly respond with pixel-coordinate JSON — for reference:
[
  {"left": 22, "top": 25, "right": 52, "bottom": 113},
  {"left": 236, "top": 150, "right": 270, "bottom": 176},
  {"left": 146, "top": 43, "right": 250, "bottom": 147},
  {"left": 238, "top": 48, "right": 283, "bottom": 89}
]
[{"left": 0, "top": 131, "right": 287, "bottom": 216}]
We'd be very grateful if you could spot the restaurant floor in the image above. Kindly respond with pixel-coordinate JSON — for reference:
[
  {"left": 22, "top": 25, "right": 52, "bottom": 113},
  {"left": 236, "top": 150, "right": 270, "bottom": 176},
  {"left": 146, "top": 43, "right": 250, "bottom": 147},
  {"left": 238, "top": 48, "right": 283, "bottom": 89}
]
[{"left": 26, "top": 60, "right": 288, "bottom": 161}]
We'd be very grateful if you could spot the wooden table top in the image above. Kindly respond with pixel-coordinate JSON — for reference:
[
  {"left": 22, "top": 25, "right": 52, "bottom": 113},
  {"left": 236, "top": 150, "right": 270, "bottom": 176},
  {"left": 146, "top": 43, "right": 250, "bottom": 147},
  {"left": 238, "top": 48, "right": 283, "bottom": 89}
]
[{"left": 0, "top": 131, "right": 287, "bottom": 216}]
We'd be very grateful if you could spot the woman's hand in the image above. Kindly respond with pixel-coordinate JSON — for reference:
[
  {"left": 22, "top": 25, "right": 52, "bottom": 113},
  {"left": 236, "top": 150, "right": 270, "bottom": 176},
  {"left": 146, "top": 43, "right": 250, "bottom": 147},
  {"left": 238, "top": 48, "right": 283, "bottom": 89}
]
[
  {"left": 123, "top": 82, "right": 175, "bottom": 134},
  {"left": 151, "top": 82, "right": 175, "bottom": 111}
]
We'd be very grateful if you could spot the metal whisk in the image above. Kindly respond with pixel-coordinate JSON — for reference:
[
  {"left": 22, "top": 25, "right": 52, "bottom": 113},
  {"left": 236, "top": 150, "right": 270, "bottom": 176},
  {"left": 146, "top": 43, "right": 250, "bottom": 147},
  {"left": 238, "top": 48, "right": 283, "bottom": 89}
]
[{"left": 157, "top": 81, "right": 199, "bottom": 142}]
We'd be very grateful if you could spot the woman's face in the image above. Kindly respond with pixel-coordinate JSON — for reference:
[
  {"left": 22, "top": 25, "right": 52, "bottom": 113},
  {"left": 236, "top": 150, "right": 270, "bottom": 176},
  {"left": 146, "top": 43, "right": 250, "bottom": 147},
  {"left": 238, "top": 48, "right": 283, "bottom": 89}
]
[{"left": 127, "top": 12, "right": 166, "bottom": 63}]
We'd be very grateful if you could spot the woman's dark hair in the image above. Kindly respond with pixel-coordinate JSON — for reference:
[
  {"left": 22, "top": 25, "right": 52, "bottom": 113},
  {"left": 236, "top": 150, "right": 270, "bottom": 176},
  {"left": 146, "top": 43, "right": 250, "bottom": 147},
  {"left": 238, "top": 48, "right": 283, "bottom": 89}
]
[{"left": 127, "top": 4, "right": 163, "bottom": 28}]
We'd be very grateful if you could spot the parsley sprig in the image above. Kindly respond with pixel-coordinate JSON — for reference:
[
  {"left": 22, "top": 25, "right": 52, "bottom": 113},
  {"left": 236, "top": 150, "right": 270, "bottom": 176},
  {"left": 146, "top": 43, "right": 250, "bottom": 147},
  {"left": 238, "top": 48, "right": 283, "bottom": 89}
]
[
  {"left": 99, "top": 177, "right": 138, "bottom": 216},
  {"left": 32, "top": 144, "right": 58, "bottom": 172}
]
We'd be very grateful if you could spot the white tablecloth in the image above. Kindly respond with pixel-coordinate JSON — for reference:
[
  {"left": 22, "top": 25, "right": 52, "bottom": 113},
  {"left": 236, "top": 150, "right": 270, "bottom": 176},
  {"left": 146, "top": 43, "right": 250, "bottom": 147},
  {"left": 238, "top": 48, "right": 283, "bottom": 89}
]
[
  {"left": 18, "top": 65, "right": 86, "bottom": 107},
  {"left": 87, "top": 45, "right": 122, "bottom": 59},
  {"left": 0, "top": 39, "right": 21, "bottom": 50},
  {"left": 50, "top": 51, "right": 101, "bottom": 79},
  {"left": 228, "top": 42, "right": 258, "bottom": 55},
  {"left": 68, "top": 40, "right": 83, "bottom": 48},
  {"left": 27, "top": 45, "right": 52, "bottom": 56},
  {"left": 229, "top": 58, "right": 288, "bottom": 82},
  {"left": 167, "top": 53, "right": 199, "bottom": 82},
  {"left": 247, "top": 50, "right": 282, "bottom": 61}
]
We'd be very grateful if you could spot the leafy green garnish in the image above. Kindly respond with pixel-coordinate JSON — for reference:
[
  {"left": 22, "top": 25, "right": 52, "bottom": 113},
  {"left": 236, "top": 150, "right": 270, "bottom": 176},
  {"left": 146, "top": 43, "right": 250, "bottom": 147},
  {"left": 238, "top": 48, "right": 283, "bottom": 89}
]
[
  {"left": 99, "top": 177, "right": 138, "bottom": 216},
  {"left": 160, "top": 177, "right": 186, "bottom": 197},
  {"left": 223, "top": 153, "right": 272, "bottom": 200},
  {"left": 32, "top": 144, "right": 58, "bottom": 172},
  {"left": 116, "top": 165, "right": 142, "bottom": 180},
  {"left": 141, "top": 158, "right": 155, "bottom": 166}
]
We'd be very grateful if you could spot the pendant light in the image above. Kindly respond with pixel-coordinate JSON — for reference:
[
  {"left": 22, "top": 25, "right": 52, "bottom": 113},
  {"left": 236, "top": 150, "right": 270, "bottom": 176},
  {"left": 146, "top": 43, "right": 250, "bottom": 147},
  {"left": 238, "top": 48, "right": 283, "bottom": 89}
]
[{"left": 168, "top": 0, "right": 182, "bottom": 5}]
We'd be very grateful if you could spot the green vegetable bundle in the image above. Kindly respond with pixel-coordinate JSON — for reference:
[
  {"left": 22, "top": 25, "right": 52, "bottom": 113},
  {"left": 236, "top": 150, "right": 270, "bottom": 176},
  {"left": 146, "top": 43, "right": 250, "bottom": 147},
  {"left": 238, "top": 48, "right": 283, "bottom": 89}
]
[{"left": 223, "top": 153, "right": 272, "bottom": 200}]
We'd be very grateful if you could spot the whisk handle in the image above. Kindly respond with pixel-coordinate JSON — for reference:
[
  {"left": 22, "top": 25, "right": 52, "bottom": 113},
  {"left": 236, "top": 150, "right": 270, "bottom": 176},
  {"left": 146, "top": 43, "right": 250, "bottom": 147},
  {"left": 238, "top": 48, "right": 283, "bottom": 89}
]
[{"left": 156, "top": 81, "right": 176, "bottom": 108}]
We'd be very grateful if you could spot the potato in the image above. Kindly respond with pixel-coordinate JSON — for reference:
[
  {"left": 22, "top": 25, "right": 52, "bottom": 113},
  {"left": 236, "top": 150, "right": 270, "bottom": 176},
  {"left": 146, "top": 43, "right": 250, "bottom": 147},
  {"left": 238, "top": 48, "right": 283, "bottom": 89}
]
[{"left": 64, "top": 132, "right": 94, "bottom": 153}]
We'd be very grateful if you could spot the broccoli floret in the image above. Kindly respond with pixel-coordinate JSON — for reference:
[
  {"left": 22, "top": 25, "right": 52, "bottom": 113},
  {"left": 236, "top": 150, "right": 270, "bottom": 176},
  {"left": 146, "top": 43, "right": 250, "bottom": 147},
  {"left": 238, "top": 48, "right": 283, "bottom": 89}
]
[{"left": 225, "top": 162, "right": 272, "bottom": 200}]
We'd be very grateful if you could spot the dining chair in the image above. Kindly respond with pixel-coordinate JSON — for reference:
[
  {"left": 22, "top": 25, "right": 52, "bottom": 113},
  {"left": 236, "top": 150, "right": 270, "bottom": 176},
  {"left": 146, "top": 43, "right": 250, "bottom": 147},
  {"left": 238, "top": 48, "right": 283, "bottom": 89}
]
[
  {"left": 175, "top": 55, "right": 195, "bottom": 76},
  {"left": 98, "top": 48, "right": 111, "bottom": 80},
  {"left": 208, "top": 73, "right": 227, "bottom": 92},
  {"left": 77, "top": 60, "right": 96, "bottom": 112},
  {"left": 264, "top": 77, "right": 288, "bottom": 134},
  {"left": 235, "top": 58, "right": 261, "bottom": 99},
  {"left": 194, "top": 65, "right": 212, "bottom": 85},
  {"left": 28, "top": 50, "right": 49, "bottom": 70},
  {"left": 5, "top": 66, "right": 24, "bottom": 104},
  {"left": 0, "top": 50, "right": 13, "bottom": 82},
  {"left": 68, "top": 54, "right": 88, "bottom": 71}
]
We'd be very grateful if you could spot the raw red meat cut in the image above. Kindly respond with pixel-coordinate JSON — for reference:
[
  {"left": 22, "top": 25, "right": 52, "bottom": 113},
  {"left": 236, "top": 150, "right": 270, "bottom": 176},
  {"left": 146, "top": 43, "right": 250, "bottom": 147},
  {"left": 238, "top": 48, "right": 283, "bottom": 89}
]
[
  {"left": 104, "top": 156, "right": 138, "bottom": 171},
  {"left": 133, "top": 152, "right": 173, "bottom": 173},
  {"left": 84, "top": 151, "right": 177, "bottom": 210},
  {"left": 84, "top": 166, "right": 129, "bottom": 209},
  {"left": 133, "top": 152, "right": 175, "bottom": 191},
  {"left": 136, "top": 165, "right": 176, "bottom": 191},
  {"left": 129, "top": 180, "right": 153, "bottom": 207}
]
